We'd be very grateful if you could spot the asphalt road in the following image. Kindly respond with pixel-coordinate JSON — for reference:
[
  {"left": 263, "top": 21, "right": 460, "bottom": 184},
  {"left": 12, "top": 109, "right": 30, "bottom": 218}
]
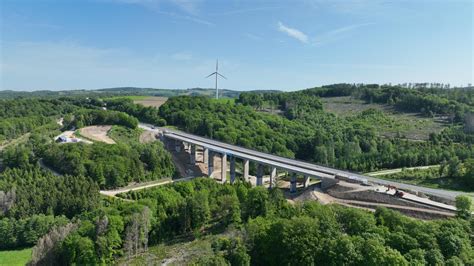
[{"left": 140, "top": 124, "right": 473, "bottom": 202}]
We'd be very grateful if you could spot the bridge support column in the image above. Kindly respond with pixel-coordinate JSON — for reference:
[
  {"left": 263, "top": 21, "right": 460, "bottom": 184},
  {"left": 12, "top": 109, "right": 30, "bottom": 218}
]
[
  {"left": 221, "top": 153, "right": 227, "bottom": 183},
  {"left": 256, "top": 164, "right": 263, "bottom": 186},
  {"left": 243, "top": 159, "right": 249, "bottom": 181},
  {"left": 186, "top": 142, "right": 191, "bottom": 152},
  {"left": 269, "top": 167, "right": 277, "bottom": 188},
  {"left": 290, "top": 173, "right": 297, "bottom": 193},
  {"left": 190, "top": 144, "right": 196, "bottom": 164},
  {"left": 208, "top": 151, "right": 214, "bottom": 177},
  {"left": 175, "top": 139, "right": 181, "bottom": 152},
  {"left": 230, "top": 156, "right": 236, "bottom": 184},
  {"left": 203, "top": 148, "right": 209, "bottom": 164},
  {"left": 303, "top": 175, "right": 310, "bottom": 188}
]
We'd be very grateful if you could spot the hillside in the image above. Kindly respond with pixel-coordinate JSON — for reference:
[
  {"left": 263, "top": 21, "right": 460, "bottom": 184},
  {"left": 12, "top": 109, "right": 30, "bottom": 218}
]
[
  {"left": 0, "top": 87, "right": 244, "bottom": 99},
  {"left": 0, "top": 84, "right": 472, "bottom": 265}
]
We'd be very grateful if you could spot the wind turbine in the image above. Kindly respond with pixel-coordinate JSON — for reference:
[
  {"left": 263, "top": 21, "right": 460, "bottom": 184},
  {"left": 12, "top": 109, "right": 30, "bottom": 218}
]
[{"left": 206, "top": 59, "right": 227, "bottom": 99}]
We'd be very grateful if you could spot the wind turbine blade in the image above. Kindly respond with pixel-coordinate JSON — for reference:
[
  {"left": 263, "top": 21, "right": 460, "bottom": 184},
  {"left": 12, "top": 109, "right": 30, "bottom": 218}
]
[
  {"left": 205, "top": 72, "right": 217, "bottom": 78},
  {"left": 217, "top": 73, "right": 227, "bottom": 79}
]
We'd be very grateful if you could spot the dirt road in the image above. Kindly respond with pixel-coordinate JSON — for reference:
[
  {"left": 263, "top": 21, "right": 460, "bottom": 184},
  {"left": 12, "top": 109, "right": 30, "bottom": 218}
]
[{"left": 100, "top": 176, "right": 195, "bottom": 197}]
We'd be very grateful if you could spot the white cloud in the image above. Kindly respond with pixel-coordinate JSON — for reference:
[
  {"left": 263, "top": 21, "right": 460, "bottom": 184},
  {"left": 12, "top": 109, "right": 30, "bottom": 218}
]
[
  {"left": 314, "top": 23, "right": 373, "bottom": 46},
  {"left": 277, "top": 22, "right": 308, "bottom": 43}
]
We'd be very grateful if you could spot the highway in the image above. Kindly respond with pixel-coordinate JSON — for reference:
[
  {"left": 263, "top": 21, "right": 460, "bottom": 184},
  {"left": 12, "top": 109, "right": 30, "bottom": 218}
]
[{"left": 138, "top": 124, "right": 473, "bottom": 202}]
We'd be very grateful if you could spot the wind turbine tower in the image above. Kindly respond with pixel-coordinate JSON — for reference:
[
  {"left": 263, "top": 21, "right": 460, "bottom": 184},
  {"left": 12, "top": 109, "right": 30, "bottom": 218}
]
[{"left": 206, "top": 59, "right": 227, "bottom": 99}]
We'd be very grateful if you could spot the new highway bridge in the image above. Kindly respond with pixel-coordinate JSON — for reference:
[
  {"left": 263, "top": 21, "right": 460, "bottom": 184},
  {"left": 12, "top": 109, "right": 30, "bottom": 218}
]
[{"left": 140, "top": 124, "right": 470, "bottom": 203}]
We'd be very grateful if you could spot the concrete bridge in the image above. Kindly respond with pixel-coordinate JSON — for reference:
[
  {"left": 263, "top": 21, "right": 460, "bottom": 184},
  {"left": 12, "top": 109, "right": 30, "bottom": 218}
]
[{"left": 150, "top": 126, "right": 469, "bottom": 202}]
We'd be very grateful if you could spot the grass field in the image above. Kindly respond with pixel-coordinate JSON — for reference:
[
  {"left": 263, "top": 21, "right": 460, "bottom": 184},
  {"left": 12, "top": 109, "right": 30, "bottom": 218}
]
[
  {"left": 106, "top": 95, "right": 151, "bottom": 100},
  {"left": 0, "top": 248, "right": 32, "bottom": 266},
  {"left": 108, "top": 125, "right": 144, "bottom": 144}
]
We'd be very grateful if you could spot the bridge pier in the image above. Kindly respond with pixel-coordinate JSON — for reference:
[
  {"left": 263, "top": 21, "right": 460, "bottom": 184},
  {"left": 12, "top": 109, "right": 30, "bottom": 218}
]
[
  {"left": 290, "top": 173, "right": 297, "bottom": 193},
  {"left": 303, "top": 175, "right": 310, "bottom": 188},
  {"left": 208, "top": 151, "right": 214, "bottom": 177},
  {"left": 243, "top": 159, "right": 249, "bottom": 181},
  {"left": 203, "top": 148, "right": 209, "bottom": 164},
  {"left": 190, "top": 144, "right": 196, "bottom": 164},
  {"left": 270, "top": 167, "right": 277, "bottom": 188},
  {"left": 256, "top": 164, "right": 263, "bottom": 186},
  {"left": 175, "top": 139, "right": 181, "bottom": 152},
  {"left": 221, "top": 153, "right": 227, "bottom": 183},
  {"left": 183, "top": 142, "right": 188, "bottom": 152},
  {"left": 230, "top": 156, "right": 236, "bottom": 184}
]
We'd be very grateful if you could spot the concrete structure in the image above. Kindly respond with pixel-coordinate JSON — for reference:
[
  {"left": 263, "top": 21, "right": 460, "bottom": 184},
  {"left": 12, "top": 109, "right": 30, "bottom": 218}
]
[
  {"left": 243, "top": 159, "right": 249, "bottom": 181},
  {"left": 208, "top": 151, "right": 214, "bottom": 177},
  {"left": 303, "top": 175, "right": 310, "bottom": 188},
  {"left": 230, "top": 156, "right": 236, "bottom": 184},
  {"left": 290, "top": 173, "right": 297, "bottom": 193},
  {"left": 221, "top": 153, "right": 227, "bottom": 182},
  {"left": 203, "top": 148, "right": 209, "bottom": 164},
  {"left": 256, "top": 164, "right": 263, "bottom": 186},
  {"left": 270, "top": 167, "right": 277, "bottom": 188},
  {"left": 156, "top": 127, "right": 467, "bottom": 201},
  {"left": 190, "top": 144, "right": 196, "bottom": 164}
]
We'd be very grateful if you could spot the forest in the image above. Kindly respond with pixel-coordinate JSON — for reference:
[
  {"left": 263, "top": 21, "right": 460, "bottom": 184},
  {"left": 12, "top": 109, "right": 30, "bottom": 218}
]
[
  {"left": 1, "top": 178, "right": 471, "bottom": 265},
  {"left": 158, "top": 94, "right": 474, "bottom": 189},
  {"left": 42, "top": 141, "right": 175, "bottom": 189},
  {"left": 0, "top": 84, "right": 473, "bottom": 265}
]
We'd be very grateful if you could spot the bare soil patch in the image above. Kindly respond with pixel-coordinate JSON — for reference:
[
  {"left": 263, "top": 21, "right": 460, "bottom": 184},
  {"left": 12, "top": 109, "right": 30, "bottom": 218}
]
[
  {"left": 134, "top": 97, "right": 168, "bottom": 108},
  {"left": 139, "top": 130, "right": 157, "bottom": 143},
  {"left": 79, "top": 125, "right": 116, "bottom": 144}
]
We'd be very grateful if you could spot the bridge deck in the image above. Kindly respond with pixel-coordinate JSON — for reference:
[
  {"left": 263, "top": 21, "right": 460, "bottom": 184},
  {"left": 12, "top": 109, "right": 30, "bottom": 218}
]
[{"left": 159, "top": 127, "right": 470, "bottom": 204}]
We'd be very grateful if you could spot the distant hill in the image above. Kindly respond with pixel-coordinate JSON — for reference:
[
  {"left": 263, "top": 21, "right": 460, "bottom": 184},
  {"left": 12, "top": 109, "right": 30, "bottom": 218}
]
[{"left": 0, "top": 87, "right": 259, "bottom": 99}]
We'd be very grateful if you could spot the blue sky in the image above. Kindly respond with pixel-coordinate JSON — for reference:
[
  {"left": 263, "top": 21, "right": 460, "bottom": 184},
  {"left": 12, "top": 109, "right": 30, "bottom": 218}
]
[{"left": 1, "top": 0, "right": 472, "bottom": 91}]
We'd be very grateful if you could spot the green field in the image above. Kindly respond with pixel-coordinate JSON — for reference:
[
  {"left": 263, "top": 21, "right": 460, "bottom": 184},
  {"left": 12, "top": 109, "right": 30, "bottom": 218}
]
[
  {"left": 0, "top": 248, "right": 32, "bottom": 266},
  {"left": 105, "top": 95, "right": 151, "bottom": 100}
]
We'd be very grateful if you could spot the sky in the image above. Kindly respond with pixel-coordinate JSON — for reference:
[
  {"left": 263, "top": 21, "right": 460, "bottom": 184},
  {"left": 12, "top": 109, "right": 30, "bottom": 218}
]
[{"left": 0, "top": 0, "right": 473, "bottom": 91}]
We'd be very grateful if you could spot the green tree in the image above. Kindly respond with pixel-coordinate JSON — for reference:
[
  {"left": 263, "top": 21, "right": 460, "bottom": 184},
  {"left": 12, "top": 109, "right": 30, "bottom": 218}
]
[
  {"left": 60, "top": 233, "right": 97, "bottom": 265},
  {"left": 245, "top": 187, "right": 269, "bottom": 219},
  {"left": 455, "top": 195, "right": 472, "bottom": 220}
]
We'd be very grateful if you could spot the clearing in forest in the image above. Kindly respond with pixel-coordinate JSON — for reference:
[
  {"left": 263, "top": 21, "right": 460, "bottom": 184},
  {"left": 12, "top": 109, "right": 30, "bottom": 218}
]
[
  {"left": 78, "top": 125, "right": 116, "bottom": 144},
  {"left": 133, "top": 96, "right": 168, "bottom": 108},
  {"left": 0, "top": 248, "right": 32, "bottom": 266},
  {"left": 320, "top": 96, "right": 447, "bottom": 141},
  {"left": 139, "top": 130, "right": 157, "bottom": 143}
]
